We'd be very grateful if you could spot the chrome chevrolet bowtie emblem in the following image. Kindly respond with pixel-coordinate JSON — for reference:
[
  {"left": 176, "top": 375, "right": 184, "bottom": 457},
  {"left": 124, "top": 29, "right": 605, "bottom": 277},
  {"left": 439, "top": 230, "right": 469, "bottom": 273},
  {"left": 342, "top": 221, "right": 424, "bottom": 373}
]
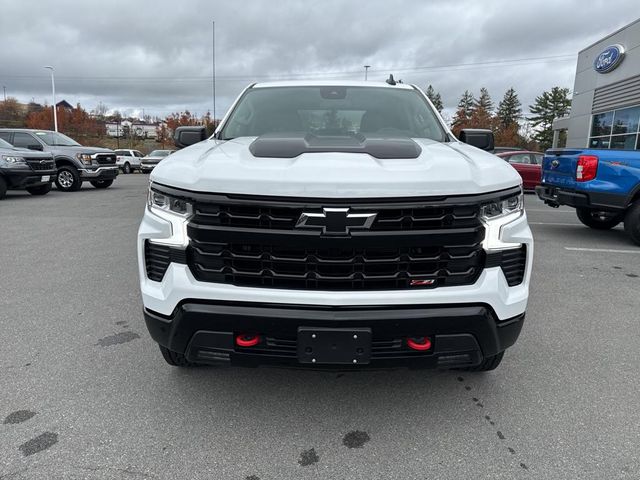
[{"left": 296, "top": 208, "right": 377, "bottom": 235}]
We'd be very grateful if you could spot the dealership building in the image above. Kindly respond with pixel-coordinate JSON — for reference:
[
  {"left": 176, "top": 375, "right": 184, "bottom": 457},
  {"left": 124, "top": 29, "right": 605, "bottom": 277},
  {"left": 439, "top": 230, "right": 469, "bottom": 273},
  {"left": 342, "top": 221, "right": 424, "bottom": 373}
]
[{"left": 553, "top": 18, "right": 640, "bottom": 149}]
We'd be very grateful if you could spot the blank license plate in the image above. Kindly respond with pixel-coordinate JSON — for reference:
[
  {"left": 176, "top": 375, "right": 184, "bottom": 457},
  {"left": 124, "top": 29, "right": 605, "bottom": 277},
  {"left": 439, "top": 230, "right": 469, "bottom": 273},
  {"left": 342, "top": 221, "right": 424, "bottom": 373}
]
[
  {"left": 41, "top": 175, "right": 50, "bottom": 182},
  {"left": 297, "top": 327, "right": 372, "bottom": 365}
]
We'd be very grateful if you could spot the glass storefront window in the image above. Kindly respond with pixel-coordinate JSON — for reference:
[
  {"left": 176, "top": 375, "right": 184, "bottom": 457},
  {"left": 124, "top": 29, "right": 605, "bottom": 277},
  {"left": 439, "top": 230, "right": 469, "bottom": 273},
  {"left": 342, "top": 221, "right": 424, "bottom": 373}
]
[
  {"left": 589, "top": 105, "right": 640, "bottom": 150},
  {"left": 609, "top": 134, "right": 637, "bottom": 150},
  {"left": 591, "top": 111, "right": 613, "bottom": 136},
  {"left": 612, "top": 106, "right": 640, "bottom": 135}
]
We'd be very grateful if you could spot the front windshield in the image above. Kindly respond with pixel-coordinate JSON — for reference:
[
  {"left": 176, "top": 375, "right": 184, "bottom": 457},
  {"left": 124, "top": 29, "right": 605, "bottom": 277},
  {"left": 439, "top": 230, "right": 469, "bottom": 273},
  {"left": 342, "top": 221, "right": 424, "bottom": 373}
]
[
  {"left": 220, "top": 86, "right": 446, "bottom": 141},
  {"left": 34, "top": 131, "right": 81, "bottom": 146},
  {"left": 148, "top": 150, "right": 172, "bottom": 157},
  {"left": 0, "top": 138, "right": 14, "bottom": 149}
]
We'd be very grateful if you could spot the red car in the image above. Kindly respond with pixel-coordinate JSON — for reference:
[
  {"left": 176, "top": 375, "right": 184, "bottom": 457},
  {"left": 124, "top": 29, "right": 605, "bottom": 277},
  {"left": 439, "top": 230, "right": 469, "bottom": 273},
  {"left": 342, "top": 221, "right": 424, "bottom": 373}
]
[{"left": 495, "top": 150, "right": 543, "bottom": 191}]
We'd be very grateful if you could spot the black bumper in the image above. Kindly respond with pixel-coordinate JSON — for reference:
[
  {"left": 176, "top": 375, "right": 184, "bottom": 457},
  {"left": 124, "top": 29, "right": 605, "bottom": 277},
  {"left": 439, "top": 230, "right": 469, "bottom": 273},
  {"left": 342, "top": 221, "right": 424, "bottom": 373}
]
[
  {"left": 536, "top": 184, "right": 627, "bottom": 211},
  {"left": 1, "top": 168, "right": 57, "bottom": 189},
  {"left": 80, "top": 167, "right": 119, "bottom": 180},
  {"left": 144, "top": 301, "right": 525, "bottom": 369}
]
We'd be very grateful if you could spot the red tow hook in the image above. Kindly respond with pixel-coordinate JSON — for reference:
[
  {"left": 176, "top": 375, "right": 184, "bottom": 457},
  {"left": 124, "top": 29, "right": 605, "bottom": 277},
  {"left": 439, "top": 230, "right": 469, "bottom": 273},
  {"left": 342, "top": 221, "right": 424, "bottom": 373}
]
[
  {"left": 235, "top": 333, "right": 261, "bottom": 348},
  {"left": 407, "top": 336, "right": 432, "bottom": 351}
]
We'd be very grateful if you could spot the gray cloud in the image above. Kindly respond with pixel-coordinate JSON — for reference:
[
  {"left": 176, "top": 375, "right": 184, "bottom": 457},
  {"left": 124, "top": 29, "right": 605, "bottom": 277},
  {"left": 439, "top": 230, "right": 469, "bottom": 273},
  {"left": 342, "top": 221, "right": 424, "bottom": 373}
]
[{"left": 0, "top": 0, "right": 636, "bottom": 119}]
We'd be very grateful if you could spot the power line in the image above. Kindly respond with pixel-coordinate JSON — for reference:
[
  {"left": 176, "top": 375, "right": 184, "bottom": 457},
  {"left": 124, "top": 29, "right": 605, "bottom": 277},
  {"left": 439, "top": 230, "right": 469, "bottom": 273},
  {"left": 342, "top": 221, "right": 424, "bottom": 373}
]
[{"left": 0, "top": 53, "right": 577, "bottom": 82}]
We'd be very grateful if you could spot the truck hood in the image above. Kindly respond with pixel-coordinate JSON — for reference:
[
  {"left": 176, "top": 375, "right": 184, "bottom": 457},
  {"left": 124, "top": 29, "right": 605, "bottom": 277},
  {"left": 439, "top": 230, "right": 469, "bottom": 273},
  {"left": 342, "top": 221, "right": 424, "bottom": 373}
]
[
  {"left": 1, "top": 147, "right": 52, "bottom": 159},
  {"left": 151, "top": 137, "right": 522, "bottom": 198},
  {"left": 49, "top": 145, "right": 114, "bottom": 155}
]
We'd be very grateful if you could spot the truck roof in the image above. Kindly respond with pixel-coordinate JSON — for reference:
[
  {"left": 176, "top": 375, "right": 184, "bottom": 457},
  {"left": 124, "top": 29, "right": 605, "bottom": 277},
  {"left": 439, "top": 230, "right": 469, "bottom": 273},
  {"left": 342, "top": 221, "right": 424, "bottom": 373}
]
[{"left": 251, "top": 80, "right": 415, "bottom": 90}]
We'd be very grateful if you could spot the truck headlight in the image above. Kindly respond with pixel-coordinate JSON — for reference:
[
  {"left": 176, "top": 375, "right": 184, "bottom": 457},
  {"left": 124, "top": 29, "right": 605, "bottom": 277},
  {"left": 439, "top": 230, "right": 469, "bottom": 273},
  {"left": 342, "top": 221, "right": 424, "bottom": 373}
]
[
  {"left": 480, "top": 191, "right": 524, "bottom": 250},
  {"left": 76, "top": 153, "right": 93, "bottom": 165},
  {"left": 2, "top": 155, "right": 28, "bottom": 166},
  {"left": 148, "top": 190, "right": 192, "bottom": 216},
  {"left": 480, "top": 192, "right": 523, "bottom": 221}
]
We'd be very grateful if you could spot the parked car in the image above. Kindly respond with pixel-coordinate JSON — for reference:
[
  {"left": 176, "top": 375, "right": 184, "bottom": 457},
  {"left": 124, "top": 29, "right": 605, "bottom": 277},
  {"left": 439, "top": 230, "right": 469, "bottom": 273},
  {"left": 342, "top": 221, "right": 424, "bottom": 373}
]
[
  {"left": 138, "top": 81, "right": 533, "bottom": 372},
  {"left": 114, "top": 149, "right": 144, "bottom": 173},
  {"left": 140, "top": 150, "right": 174, "bottom": 173},
  {"left": 496, "top": 150, "right": 543, "bottom": 191},
  {"left": 0, "top": 129, "right": 118, "bottom": 191},
  {"left": 537, "top": 148, "right": 640, "bottom": 245},
  {"left": 0, "top": 137, "right": 57, "bottom": 199}
]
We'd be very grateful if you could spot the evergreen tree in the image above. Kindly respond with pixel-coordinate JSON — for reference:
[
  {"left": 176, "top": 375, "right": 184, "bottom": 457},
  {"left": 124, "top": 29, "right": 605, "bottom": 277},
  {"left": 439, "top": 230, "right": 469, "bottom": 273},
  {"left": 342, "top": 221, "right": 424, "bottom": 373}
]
[
  {"left": 474, "top": 87, "right": 493, "bottom": 113},
  {"left": 451, "top": 90, "right": 474, "bottom": 134},
  {"left": 497, "top": 87, "right": 522, "bottom": 127},
  {"left": 425, "top": 84, "right": 443, "bottom": 113},
  {"left": 529, "top": 87, "right": 571, "bottom": 150}
]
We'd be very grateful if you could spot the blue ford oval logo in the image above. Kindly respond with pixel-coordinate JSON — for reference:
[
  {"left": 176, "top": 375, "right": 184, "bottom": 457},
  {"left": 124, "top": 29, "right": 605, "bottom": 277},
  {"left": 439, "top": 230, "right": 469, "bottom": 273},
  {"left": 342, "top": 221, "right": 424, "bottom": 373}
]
[{"left": 594, "top": 44, "right": 625, "bottom": 73}]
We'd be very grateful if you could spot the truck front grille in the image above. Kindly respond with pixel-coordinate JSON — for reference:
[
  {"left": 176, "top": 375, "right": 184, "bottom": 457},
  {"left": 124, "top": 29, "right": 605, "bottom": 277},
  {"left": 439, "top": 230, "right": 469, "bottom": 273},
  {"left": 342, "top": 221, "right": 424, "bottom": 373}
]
[
  {"left": 184, "top": 194, "right": 487, "bottom": 291},
  {"left": 95, "top": 154, "right": 116, "bottom": 165},
  {"left": 26, "top": 159, "right": 55, "bottom": 171}
]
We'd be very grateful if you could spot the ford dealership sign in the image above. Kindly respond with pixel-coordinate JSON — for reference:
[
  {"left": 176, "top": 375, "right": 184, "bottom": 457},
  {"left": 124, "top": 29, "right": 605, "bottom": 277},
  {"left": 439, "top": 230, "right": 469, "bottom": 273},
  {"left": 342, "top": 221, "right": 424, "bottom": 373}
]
[{"left": 594, "top": 44, "right": 625, "bottom": 73}]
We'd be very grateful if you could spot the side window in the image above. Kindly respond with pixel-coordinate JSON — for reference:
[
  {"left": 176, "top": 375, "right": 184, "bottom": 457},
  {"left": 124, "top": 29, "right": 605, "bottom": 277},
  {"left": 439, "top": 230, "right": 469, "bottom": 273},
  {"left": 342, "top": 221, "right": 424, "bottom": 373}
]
[
  {"left": 508, "top": 153, "right": 530, "bottom": 165},
  {"left": 0, "top": 132, "right": 11, "bottom": 142},
  {"left": 533, "top": 154, "right": 544, "bottom": 165},
  {"left": 13, "top": 132, "right": 38, "bottom": 148},
  {"left": 134, "top": 151, "right": 143, "bottom": 157}
]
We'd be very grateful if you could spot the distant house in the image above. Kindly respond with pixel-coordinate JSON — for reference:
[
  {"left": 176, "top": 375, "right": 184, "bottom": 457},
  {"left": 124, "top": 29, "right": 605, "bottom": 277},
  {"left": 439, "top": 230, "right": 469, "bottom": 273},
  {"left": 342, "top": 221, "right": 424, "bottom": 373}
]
[{"left": 56, "top": 100, "right": 74, "bottom": 111}]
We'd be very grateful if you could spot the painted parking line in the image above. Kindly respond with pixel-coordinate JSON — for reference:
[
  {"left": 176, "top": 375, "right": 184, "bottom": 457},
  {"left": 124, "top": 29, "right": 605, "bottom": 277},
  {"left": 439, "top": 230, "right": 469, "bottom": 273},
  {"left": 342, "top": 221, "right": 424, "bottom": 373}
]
[
  {"left": 529, "top": 222, "right": 580, "bottom": 226},
  {"left": 564, "top": 247, "right": 640, "bottom": 254},
  {"left": 525, "top": 209, "right": 575, "bottom": 213}
]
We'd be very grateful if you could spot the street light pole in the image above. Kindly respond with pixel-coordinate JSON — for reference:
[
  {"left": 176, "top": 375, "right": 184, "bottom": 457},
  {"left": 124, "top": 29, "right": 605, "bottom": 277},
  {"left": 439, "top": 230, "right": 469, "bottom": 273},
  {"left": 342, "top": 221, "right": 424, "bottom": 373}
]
[
  {"left": 44, "top": 66, "right": 58, "bottom": 132},
  {"left": 2, "top": 86, "right": 6, "bottom": 102},
  {"left": 364, "top": 65, "right": 371, "bottom": 81}
]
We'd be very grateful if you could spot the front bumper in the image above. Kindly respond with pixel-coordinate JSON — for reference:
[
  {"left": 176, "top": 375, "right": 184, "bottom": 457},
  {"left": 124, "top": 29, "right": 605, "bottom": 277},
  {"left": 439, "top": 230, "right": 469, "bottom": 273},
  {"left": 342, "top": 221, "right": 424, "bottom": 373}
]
[
  {"left": 536, "top": 184, "right": 627, "bottom": 211},
  {"left": 144, "top": 301, "right": 525, "bottom": 369},
  {"left": 1, "top": 168, "right": 57, "bottom": 189},
  {"left": 140, "top": 164, "right": 157, "bottom": 172},
  {"left": 79, "top": 166, "right": 119, "bottom": 180}
]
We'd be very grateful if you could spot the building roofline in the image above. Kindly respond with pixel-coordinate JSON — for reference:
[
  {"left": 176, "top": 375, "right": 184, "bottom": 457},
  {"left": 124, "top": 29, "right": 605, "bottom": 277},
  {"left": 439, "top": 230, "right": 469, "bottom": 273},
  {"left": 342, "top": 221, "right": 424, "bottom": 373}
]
[{"left": 579, "top": 17, "right": 640, "bottom": 53}]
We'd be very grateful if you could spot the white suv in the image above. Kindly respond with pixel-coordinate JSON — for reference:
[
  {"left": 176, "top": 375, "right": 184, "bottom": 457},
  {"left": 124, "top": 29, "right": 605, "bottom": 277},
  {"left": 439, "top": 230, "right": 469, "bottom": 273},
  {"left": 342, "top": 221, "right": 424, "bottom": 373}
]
[{"left": 137, "top": 81, "right": 533, "bottom": 371}]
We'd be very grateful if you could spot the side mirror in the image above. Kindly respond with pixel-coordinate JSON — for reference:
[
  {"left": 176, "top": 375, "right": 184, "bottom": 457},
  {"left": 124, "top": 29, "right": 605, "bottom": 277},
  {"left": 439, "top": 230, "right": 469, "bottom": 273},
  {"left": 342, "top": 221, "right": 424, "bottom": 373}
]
[
  {"left": 28, "top": 144, "right": 44, "bottom": 151},
  {"left": 459, "top": 129, "right": 495, "bottom": 152},
  {"left": 174, "top": 126, "right": 207, "bottom": 149}
]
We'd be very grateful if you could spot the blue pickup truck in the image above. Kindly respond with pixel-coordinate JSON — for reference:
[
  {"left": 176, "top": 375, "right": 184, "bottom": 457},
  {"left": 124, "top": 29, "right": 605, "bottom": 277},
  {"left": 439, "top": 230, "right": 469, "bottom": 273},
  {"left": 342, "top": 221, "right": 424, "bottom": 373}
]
[{"left": 536, "top": 148, "right": 640, "bottom": 245}]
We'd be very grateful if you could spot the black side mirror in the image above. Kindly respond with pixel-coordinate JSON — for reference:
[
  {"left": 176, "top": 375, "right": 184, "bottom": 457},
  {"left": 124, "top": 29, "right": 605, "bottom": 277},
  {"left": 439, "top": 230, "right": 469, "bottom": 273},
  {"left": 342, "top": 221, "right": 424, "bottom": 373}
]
[
  {"left": 459, "top": 129, "right": 495, "bottom": 152},
  {"left": 28, "top": 144, "right": 44, "bottom": 151},
  {"left": 174, "top": 126, "right": 207, "bottom": 149}
]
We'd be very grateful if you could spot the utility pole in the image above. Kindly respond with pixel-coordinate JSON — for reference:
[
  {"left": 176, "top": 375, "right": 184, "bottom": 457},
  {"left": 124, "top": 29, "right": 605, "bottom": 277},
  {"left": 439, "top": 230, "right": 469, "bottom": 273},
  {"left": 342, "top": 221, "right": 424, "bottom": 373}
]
[
  {"left": 364, "top": 65, "right": 371, "bottom": 81},
  {"left": 212, "top": 20, "right": 216, "bottom": 128},
  {"left": 2, "top": 86, "right": 5, "bottom": 102},
  {"left": 44, "top": 66, "right": 58, "bottom": 132}
]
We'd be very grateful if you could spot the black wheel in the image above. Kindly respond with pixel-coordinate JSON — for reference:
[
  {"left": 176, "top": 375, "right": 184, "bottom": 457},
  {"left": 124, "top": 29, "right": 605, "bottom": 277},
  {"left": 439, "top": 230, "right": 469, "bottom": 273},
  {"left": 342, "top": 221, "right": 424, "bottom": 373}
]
[
  {"left": 0, "top": 176, "right": 7, "bottom": 200},
  {"left": 55, "top": 166, "right": 82, "bottom": 192},
  {"left": 90, "top": 179, "right": 113, "bottom": 189},
  {"left": 624, "top": 201, "right": 640, "bottom": 246},
  {"left": 461, "top": 351, "right": 504, "bottom": 372},
  {"left": 159, "top": 345, "right": 197, "bottom": 367},
  {"left": 26, "top": 183, "right": 52, "bottom": 196},
  {"left": 576, "top": 207, "right": 623, "bottom": 230},
  {"left": 122, "top": 162, "right": 131, "bottom": 174}
]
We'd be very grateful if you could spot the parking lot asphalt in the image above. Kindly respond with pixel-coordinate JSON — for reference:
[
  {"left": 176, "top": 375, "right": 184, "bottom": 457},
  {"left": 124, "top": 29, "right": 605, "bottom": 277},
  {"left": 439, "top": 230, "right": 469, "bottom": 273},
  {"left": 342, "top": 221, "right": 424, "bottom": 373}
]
[{"left": 1, "top": 174, "right": 639, "bottom": 479}]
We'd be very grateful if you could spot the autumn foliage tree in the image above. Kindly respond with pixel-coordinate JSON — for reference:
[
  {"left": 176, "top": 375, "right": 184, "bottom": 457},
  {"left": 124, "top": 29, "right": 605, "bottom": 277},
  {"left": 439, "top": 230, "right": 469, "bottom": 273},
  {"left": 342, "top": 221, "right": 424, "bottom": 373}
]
[{"left": 25, "top": 103, "right": 101, "bottom": 139}]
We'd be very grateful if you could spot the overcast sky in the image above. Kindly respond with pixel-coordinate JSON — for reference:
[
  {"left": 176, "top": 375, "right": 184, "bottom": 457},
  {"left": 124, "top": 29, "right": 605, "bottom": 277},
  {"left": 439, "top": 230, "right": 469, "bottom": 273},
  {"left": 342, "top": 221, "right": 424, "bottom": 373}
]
[{"left": 1, "top": 1, "right": 637, "bottom": 120}]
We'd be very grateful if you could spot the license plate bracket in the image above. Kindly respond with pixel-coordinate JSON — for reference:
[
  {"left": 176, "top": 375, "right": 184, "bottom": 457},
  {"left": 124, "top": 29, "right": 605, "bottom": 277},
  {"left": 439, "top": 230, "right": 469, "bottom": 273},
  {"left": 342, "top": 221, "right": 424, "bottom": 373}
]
[{"left": 297, "top": 327, "right": 372, "bottom": 365}]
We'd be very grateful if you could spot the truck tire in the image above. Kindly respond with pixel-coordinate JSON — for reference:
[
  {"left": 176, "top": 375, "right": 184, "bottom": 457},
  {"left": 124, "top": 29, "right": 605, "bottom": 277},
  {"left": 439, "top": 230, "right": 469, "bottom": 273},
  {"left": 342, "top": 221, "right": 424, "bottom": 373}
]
[
  {"left": 576, "top": 207, "right": 623, "bottom": 230},
  {"left": 26, "top": 183, "right": 52, "bottom": 196},
  {"left": 56, "top": 166, "right": 82, "bottom": 192},
  {"left": 90, "top": 179, "right": 113, "bottom": 189},
  {"left": 159, "top": 345, "right": 197, "bottom": 367},
  {"left": 624, "top": 201, "right": 640, "bottom": 246},
  {"left": 461, "top": 351, "right": 504, "bottom": 372},
  {"left": 122, "top": 162, "right": 131, "bottom": 174}
]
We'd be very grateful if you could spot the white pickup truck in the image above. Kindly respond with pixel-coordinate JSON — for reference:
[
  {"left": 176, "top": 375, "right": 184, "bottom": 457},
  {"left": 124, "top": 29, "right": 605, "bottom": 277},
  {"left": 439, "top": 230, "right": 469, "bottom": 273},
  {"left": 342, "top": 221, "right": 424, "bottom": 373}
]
[
  {"left": 114, "top": 149, "right": 143, "bottom": 174},
  {"left": 138, "top": 80, "right": 533, "bottom": 372}
]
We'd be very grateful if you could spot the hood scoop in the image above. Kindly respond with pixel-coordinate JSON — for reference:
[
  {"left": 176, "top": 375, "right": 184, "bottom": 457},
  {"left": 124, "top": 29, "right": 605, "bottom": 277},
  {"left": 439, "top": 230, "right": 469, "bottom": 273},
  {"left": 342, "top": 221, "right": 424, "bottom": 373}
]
[{"left": 249, "top": 133, "right": 422, "bottom": 159}]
